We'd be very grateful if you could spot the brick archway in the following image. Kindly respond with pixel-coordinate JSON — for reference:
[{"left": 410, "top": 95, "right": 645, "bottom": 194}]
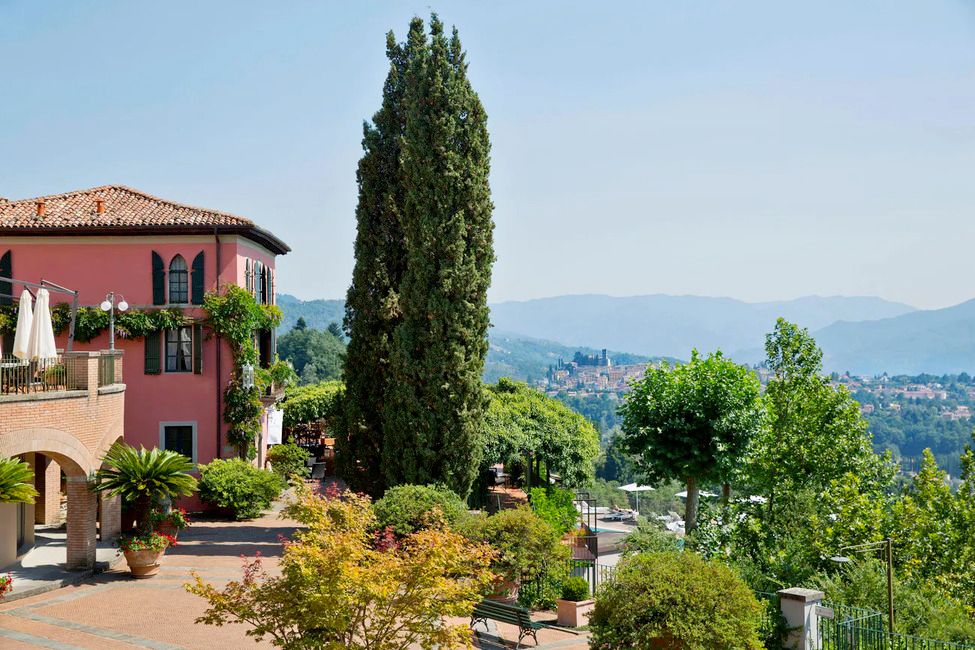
[{"left": 0, "top": 427, "right": 112, "bottom": 570}]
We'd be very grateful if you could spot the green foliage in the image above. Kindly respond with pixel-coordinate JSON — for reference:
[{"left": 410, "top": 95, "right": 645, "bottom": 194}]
[
  {"left": 381, "top": 16, "right": 495, "bottom": 498},
  {"left": 812, "top": 559, "right": 975, "bottom": 642},
  {"left": 620, "top": 521, "right": 682, "bottom": 556},
  {"left": 746, "top": 319, "right": 893, "bottom": 500},
  {"left": 589, "top": 552, "right": 764, "bottom": 650},
  {"left": 619, "top": 350, "right": 762, "bottom": 532},
  {"left": 561, "top": 576, "right": 590, "bottom": 602},
  {"left": 204, "top": 285, "right": 283, "bottom": 459},
  {"left": 93, "top": 443, "right": 198, "bottom": 505},
  {"left": 372, "top": 484, "right": 468, "bottom": 537},
  {"left": 277, "top": 324, "right": 345, "bottom": 384},
  {"left": 529, "top": 487, "right": 578, "bottom": 535},
  {"left": 281, "top": 381, "right": 344, "bottom": 429},
  {"left": 586, "top": 479, "right": 631, "bottom": 510},
  {"left": 0, "top": 303, "right": 187, "bottom": 342},
  {"left": 0, "top": 457, "right": 38, "bottom": 504},
  {"left": 117, "top": 530, "right": 174, "bottom": 553},
  {"left": 266, "top": 444, "right": 311, "bottom": 485},
  {"left": 197, "top": 459, "right": 282, "bottom": 520},
  {"left": 485, "top": 378, "right": 600, "bottom": 489},
  {"left": 461, "top": 507, "right": 569, "bottom": 586}
]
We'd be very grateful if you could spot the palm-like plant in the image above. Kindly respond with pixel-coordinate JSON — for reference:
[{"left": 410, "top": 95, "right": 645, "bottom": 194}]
[
  {"left": 93, "top": 443, "right": 197, "bottom": 514},
  {"left": 0, "top": 457, "right": 39, "bottom": 504}
]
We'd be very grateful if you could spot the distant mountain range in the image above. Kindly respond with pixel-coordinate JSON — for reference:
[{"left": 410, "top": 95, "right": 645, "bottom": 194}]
[{"left": 278, "top": 292, "right": 975, "bottom": 376}]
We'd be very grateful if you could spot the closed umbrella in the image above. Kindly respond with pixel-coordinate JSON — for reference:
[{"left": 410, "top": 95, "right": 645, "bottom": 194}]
[
  {"left": 27, "top": 288, "right": 58, "bottom": 362},
  {"left": 12, "top": 289, "right": 33, "bottom": 360}
]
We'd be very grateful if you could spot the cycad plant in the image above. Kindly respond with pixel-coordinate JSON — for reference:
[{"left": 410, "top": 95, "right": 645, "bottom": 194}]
[
  {"left": 0, "top": 457, "right": 39, "bottom": 504},
  {"left": 94, "top": 443, "right": 197, "bottom": 522}
]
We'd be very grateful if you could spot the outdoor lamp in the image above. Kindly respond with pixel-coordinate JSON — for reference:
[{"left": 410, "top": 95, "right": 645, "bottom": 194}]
[
  {"left": 242, "top": 362, "right": 255, "bottom": 390},
  {"left": 102, "top": 292, "right": 127, "bottom": 351}
]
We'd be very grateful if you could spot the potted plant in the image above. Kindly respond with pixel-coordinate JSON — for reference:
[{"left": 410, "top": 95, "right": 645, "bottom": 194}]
[
  {"left": 117, "top": 530, "right": 175, "bottom": 578},
  {"left": 556, "top": 576, "right": 594, "bottom": 627},
  {"left": 148, "top": 507, "right": 190, "bottom": 540},
  {"left": 93, "top": 443, "right": 198, "bottom": 529},
  {"left": 0, "top": 574, "right": 12, "bottom": 600}
]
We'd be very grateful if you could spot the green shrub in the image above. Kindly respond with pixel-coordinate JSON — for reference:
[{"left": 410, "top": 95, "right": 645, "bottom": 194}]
[
  {"left": 267, "top": 444, "right": 311, "bottom": 485},
  {"left": 589, "top": 552, "right": 763, "bottom": 650},
  {"left": 461, "top": 507, "right": 570, "bottom": 586},
  {"left": 373, "top": 484, "right": 467, "bottom": 536},
  {"left": 282, "top": 381, "right": 344, "bottom": 428},
  {"left": 561, "top": 576, "right": 590, "bottom": 601},
  {"left": 198, "top": 459, "right": 282, "bottom": 520},
  {"left": 529, "top": 487, "right": 578, "bottom": 535},
  {"left": 620, "top": 521, "right": 682, "bottom": 556}
]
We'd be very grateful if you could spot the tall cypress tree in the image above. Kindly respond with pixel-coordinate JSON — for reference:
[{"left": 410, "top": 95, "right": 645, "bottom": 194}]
[
  {"left": 382, "top": 16, "right": 495, "bottom": 496},
  {"left": 339, "top": 24, "right": 420, "bottom": 496}
]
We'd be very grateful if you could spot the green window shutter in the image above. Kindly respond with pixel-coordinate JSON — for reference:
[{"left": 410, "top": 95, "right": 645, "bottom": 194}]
[
  {"left": 0, "top": 250, "right": 11, "bottom": 306},
  {"left": 144, "top": 330, "right": 161, "bottom": 375},
  {"left": 191, "top": 252, "right": 205, "bottom": 305},
  {"left": 151, "top": 251, "right": 165, "bottom": 305},
  {"left": 193, "top": 324, "right": 203, "bottom": 374}
]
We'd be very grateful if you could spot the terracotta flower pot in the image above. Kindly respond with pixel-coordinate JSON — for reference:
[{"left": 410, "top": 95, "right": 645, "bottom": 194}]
[
  {"left": 486, "top": 578, "right": 521, "bottom": 604},
  {"left": 556, "top": 598, "right": 595, "bottom": 627},
  {"left": 123, "top": 549, "right": 164, "bottom": 578}
]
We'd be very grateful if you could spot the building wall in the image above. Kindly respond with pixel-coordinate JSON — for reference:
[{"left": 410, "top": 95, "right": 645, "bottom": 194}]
[{"left": 1, "top": 234, "right": 278, "bottom": 466}]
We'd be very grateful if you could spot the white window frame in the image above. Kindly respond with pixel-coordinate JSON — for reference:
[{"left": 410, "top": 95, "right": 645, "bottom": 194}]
[{"left": 159, "top": 421, "right": 198, "bottom": 464}]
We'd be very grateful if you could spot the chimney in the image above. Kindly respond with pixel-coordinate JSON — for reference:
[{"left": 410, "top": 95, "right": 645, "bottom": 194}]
[
  {"left": 35, "top": 200, "right": 45, "bottom": 217},
  {"left": 95, "top": 198, "right": 105, "bottom": 214}
]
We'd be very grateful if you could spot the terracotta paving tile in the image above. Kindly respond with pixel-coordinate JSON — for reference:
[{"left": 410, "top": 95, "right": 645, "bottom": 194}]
[{"left": 0, "top": 613, "right": 135, "bottom": 650}]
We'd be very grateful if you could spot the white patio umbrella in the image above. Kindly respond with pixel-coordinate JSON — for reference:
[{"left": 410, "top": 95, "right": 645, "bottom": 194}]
[
  {"left": 11, "top": 289, "right": 33, "bottom": 360},
  {"left": 618, "top": 482, "right": 654, "bottom": 513},
  {"left": 26, "top": 288, "right": 58, "bottom": 362}
]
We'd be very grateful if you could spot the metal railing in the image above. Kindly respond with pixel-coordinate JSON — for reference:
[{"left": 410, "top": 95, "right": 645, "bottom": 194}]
[
  {"left": 819, "top": 603, "right": 975, "bottom": 650},
  {"left": 0, "top": 355, "right": 69, "bottom": 394}
]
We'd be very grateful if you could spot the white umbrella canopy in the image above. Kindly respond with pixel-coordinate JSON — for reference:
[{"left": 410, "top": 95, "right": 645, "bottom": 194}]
[
  {"left": 618, "top": 483, "right": 655, "bottom": 493},
  {"left": 26, "top": 288, "right": 58, "bottom": 362},
  {"left": 12, "top": 289, "right": 33, "bottom": 360}
]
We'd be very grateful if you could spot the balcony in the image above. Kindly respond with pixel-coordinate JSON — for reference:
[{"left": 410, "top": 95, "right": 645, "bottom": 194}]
[{"left": 0, "top": 350, "right": 123, "bottom": 398}]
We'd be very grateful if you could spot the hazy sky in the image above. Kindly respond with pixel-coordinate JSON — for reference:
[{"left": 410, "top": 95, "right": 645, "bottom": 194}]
[{"left": 2, "top": 1, "right": 974, "bottom": 309}]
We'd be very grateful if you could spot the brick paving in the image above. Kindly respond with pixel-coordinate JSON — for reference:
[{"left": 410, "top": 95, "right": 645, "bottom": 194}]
[{"left": 0, "top": 498, "right": 590, "bottom": 650}]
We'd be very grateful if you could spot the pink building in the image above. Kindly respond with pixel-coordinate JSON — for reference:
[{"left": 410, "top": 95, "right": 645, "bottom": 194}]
[{"left": 0, "top": 185, "right": 290, "bottom": 475}]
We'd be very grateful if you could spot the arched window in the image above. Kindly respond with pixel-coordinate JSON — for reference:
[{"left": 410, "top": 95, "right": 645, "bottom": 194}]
[{"left": 169, "top": 255, "right": 188, "bottom": 304}]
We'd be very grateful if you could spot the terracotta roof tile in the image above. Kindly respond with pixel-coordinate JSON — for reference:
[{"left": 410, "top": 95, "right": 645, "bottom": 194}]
[{"left": 0, "top": 185, "right": 254, "bottom": 230}]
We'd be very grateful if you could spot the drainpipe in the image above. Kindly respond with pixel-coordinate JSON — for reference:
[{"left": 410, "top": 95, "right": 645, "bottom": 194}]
[{"left": 214, "top": 227, "right": 222, "bottom": 459}]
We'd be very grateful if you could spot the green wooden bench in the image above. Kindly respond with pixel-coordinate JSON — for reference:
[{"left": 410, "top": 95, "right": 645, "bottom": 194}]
[{"left": 470, "top": 599, "right": 543, "bottom": 648}]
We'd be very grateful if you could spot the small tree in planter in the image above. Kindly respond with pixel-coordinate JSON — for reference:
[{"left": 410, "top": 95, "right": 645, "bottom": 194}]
[
  {"left": 93, "top": 443, "right": 198, "bottom": 527},
  {"left": 556, "top": 576, "right": 594, "bottom": 628},
  {"left": 117, "top": 530, "right": 176, "bottom": 578}
]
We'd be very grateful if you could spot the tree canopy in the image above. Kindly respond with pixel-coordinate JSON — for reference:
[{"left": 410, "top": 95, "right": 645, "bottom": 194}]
[
  {"left": 619, "top": 350, "right": 762, "bottom": 532},
  {"left": 484, "top": 378, "right": 600, "bottom": 488},
  {"left": 277, "top": 323, "right": 345, "bottom": 385}
]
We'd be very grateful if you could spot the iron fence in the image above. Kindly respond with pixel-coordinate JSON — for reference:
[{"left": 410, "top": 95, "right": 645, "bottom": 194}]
[
  {"left": 0, "top": 355, "right": 68, "bottom": 394},
  {"left": 818, "top": 603, "right": 975, "bottom": 650}
]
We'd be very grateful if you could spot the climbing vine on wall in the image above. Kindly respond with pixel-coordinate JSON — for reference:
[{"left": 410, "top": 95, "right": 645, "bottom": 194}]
[
  {"left": 203, "top": 285, "right": 283, "bottom": 460},
  {"left": 0, "top": 303, "right": 188, "bottom": 342}
]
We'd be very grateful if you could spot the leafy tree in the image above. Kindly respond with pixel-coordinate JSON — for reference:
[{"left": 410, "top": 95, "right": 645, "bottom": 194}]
[
  {"left": 589, "top": 552, "right": 764, "bottom": 650},
  {"left": 188, "top": 484, "right": 495, "bottom": 649},
  {"left": 340, "top": 21, "right": 412, "bottom": 496},
  {"left": 485, "top": 379, "right": 600, "bottom": 489},
  {"left": 382, "top": 15, "right": 495, "bottom": 497},
  {"left": 93, "top": 443, "right": 197, "bottom": 523},
  {"left": 293, "top": 317, "right": 307, "bottom": 331},
  {"left": 326, "top": 322, "right": 343, "bottom": 340},
  {"left": 277, "top": 324, "right": 345, "bottom": 384},
  {"left": 529, "top": 487, "right": 578, "bottom": 535},
  {"left": 619, "top": 350, "right": 762, "bottom": 532},
  {"left": 372, "top": 484, "right": 468, "bottom": 537},
  {"left": 747, "top": 319, "right": 892, "bottom": 504},
  {"left": 281, "top": 381, "right": 344, "bottom": 429}
]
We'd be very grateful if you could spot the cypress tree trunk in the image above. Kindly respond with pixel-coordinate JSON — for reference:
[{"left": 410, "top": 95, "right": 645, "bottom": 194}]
[
  {"left": 383, "top": 16, "right": 495, "bottom": 497},
  {"left": 339, "top": 27, "right": 414, "bottom": 497}
]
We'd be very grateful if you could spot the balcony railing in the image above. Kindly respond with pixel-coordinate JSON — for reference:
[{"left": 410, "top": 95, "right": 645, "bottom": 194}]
[{"left": 0, "top": 351, "right": 123, "bottom": 396}]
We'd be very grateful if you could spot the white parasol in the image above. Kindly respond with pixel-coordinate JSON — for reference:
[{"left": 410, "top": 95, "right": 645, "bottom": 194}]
[
  {"left": 26, "top": 288, "right": 58, "bottom": 362},
  {"left": 12, "top": 289, "right": 33, "bottom": 360}
]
